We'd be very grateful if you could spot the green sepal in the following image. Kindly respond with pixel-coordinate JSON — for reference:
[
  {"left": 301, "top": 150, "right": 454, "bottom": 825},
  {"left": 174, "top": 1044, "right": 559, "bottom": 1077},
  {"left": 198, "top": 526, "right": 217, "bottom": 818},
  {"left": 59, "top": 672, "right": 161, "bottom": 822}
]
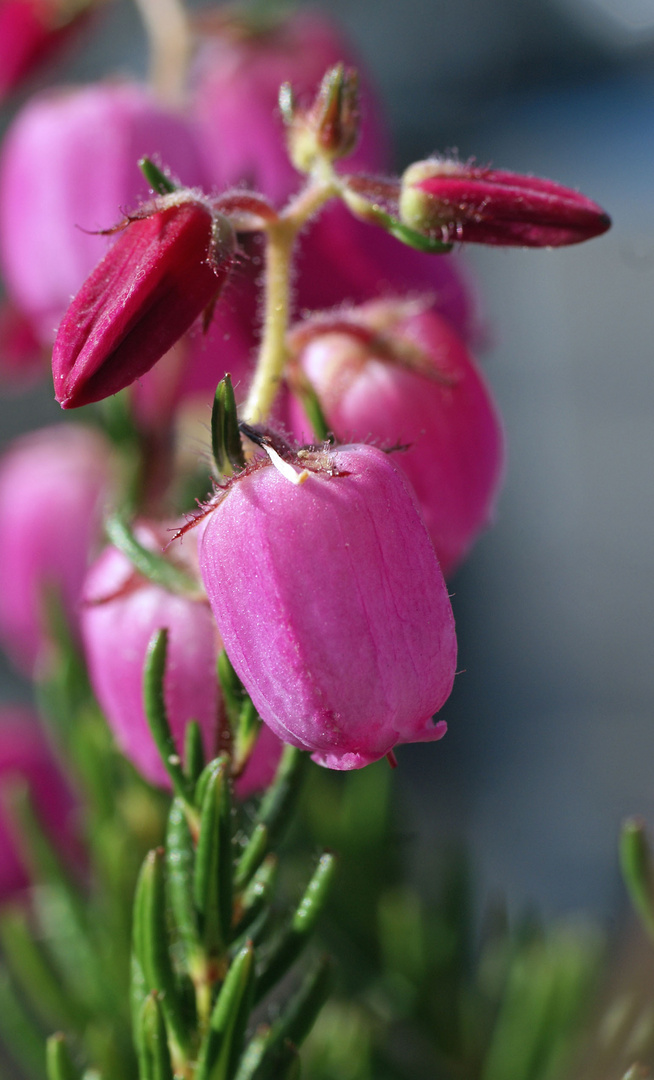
[
  {"left": 166, "top": 799, "right": 202, "bottom": 970},
  {"left": 233, "top": 855, "right": 278, "bottom": 938},
  {"left": 212, "top": 375, "right": 245, "bottom": 477},
  {"left": 195, "top": 942, "right": 255, "bottom": 1080},
  {"left": 143, "top": 629, "right": 195, "bottom": 806},
  {"left": 342, "top": 188, "right": 453, "bottom": 254},
  {"left": 139, "top": 157, "right": 178, "bottom": 195},
  {"left": 288, "top": 373, "right": 332, "bottom": 444},
  {"left": 105, "top": 515, "right": 199, "bottom": 598},
  {"left": 139, "top": 993, "right": 174, "bottom": 1080},
  {"left": 194, "top": 756, "right": 233, "bottom": 958},
  {"left": 133, "top": 848, "right": 190, "bottom": 1062},
  {"left": 254, "top": 853, "right": 336, "bottom": 1005},
  {"left": 46, "top": 1034, "right": 82, "bottom": 1080},
  {"left": 185, "top": 721, "right": 206, "bottom": 785},
  {"left": 620, "top": 818, "right": 654, "bottom": 941}
]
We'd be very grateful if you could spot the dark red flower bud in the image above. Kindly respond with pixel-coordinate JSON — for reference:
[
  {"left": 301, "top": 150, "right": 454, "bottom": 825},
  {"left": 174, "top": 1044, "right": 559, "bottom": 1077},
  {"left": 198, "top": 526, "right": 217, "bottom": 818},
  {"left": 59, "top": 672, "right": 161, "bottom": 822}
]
[
  {"left": 52, "top": 192, "right": 235, "bottom": 408},
  {"left": 400, "top": 158, "right": 611, "bottom": 247}
]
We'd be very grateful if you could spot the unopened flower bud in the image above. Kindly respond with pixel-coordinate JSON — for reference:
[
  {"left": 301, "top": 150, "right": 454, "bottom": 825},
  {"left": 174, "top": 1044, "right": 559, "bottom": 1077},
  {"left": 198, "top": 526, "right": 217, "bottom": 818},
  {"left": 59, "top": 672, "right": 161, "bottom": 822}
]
[
  {"left": 400, "top": 158, "right": 611, "bottom": 247},
  {"left": 0, "top": 424, "right": 112, "bottom": 675},
  {"left": 282, "top": 63, "right": 360, "bottom": 173},
  {"left": 288, "top": 300, "right": 504, "bottom": 576},
  {"left": 81, "top": 524, "right": 220, "bottom": 789},
  {"left": 198, "top": 443, "right": 456, "bottom": 770},
  {"left": 52, "top": 193, "right": 235, "bottom": 409}
]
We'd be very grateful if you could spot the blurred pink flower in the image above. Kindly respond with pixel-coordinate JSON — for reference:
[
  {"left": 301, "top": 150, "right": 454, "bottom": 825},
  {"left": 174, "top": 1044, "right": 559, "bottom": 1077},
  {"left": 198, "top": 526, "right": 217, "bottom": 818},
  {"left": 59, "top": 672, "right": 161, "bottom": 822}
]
[
  {"left": 0, "top": 0, "right": 92, "bottom": 101},
  {"left": 191, "top": 8, "right": 388, "bottom": 206},
  {"left": 0, "top": 424, "right": 112, "bottom": 675},
  {"left": 81, "top": 524, "right": 221, "bottom": 789},
  {"left": 0, "top": 706, "right": 80, "bottom": 901},
  {"left": 198, "top": 443, "right": 456, "bottom": 770},
  {"left": 0, "top": 82, "right": 207, "bottom": 345}
]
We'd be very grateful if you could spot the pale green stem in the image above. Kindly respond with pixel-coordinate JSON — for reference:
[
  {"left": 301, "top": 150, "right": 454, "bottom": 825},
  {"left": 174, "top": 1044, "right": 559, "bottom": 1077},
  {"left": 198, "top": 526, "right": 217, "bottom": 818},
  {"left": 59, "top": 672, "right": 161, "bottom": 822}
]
[
  {"left": 242, "top": 176, "right": 341, "bottom": 425},
  {"left": 133, "top": 0, "right": 192, "bottom": 107}
]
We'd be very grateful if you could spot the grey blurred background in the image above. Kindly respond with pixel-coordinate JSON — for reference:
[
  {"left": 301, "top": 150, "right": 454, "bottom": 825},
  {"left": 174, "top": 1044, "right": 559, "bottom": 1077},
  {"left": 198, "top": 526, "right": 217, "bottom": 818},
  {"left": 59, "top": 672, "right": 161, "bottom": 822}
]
[{"left": 1, "top": 0, "right": 653, "bottom": 921}]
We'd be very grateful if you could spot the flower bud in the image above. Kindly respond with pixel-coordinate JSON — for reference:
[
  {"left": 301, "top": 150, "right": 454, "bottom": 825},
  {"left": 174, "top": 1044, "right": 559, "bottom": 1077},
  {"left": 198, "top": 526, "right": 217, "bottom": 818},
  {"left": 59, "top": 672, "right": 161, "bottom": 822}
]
[
  {"left": 198, "top": 443, "right": 456, "bottom": 770},
  {"left": 0, "top": 424, "right": 112, "bottom": 675},
  {"left": 191, "top": 9, "right": 388, "bottom": 204},
  {"left": 288, "top": 301, "right": 504, "bottom": 576},
  {"left": 81, "top": 524, "right": 220, "bottom": 788},
  {"left": 52, "top": 193, "right": 235, "bottom": 409},
  {"left": 281, "top": 63, "right": 360, "bottom": 174},
  {"left": 400, "top": 158, "right": 611, "bottom": 247},
  {"left": 0, "top": 82, "right": 207, "bottom": 345},
  {"left": 0, "top": 707, "right": 81, "bottom": 901}
]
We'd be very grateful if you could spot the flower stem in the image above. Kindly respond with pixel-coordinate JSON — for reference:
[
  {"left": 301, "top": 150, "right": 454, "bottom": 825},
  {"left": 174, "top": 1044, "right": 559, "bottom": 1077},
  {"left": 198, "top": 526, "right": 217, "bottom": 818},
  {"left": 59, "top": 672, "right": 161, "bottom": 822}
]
[
  {"left": 242, "top": 176, "right": 340, "bottom": 425},
  {"left": 133, "top": 0, "right": 192, "bottom": 107}
]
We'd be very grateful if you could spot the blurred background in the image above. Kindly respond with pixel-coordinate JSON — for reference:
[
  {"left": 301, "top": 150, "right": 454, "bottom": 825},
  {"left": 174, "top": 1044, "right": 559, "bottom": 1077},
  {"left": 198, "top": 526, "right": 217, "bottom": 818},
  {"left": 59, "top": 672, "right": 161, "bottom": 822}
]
[{"left": 1, "top": 0, "right": 652, "bottom": 922}]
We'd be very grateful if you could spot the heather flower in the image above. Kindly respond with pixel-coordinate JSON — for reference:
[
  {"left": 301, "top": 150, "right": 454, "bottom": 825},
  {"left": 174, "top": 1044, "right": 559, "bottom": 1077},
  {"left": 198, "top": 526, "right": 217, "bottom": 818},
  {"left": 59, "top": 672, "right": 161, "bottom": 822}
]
[
  {"left": 288, "top": 299, "right": 505, "bottom": 576},
  {"left": 0, "top": 706, "right": 81, "bottom": 901},
  {"left": 400, "top": 158, "right": 611, "bottom": 247},
  {"left": 198, "top": 443, "right": 456, "bottom": 770},
  {"left": 191, "top": 8, "right": 388, "bottom": 205},
  {"left": 0, "top": 424, "right": 112, "bottom": 676},
  {"left": 81, "top": 524, "right": 220, "bottom": 789},
  {"left": 52, "top": 193, "right": 235, "bottom": 409},
  {"left": 0, "top": 81, "right": 207, "bottom": 344}
]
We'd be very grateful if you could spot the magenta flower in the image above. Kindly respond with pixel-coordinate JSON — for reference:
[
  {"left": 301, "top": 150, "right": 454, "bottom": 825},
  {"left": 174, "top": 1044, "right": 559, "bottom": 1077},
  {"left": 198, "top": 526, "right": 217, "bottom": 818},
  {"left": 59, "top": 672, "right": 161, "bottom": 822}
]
[
  {"left": 81, "top": 524, "right": 220, "bottom": 789},
  {"left": 0, "top": 424, "right": 112, "bottom": 676},
  {"left": 198, "top": 443, "right": 456, "bottom": 770},
  {"left": 0, "top": 82, "right": 207, "bottom": 345},
  {"left": 0, "top": 0, "right": 91, "bottom": 102},
  {"left": 52, "top": 193, "right": 235, "bottom": 409},
  {"left": 400, "top": 158, "right": 611, "bottom": 247},
  {"left": 0, "top": 706, "right": 81, "bottom": 901},
  {"left": 288, "top": 300, "right": 505, "bottom": 576},
  {"left": 191, "top": 9, "right": 388, "bottom": 205}
]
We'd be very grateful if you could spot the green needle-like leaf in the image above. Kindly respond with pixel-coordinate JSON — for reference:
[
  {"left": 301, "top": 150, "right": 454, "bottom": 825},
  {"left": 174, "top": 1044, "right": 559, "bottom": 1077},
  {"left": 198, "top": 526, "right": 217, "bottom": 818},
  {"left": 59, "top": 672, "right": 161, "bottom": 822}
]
[
  {"left": 106, "top": 515, "right": 199, "bottom": 597},
  {"left": 185, "top": 721, "right": 206, "bottom": 785},
  {"left": 143, "top": 629, "right": 195, "bottom": 806},
  {"left": 212, "top": 375, "right": 245, "bottom": 477},
  {"left": 194, "top": 756, "right": 233, "bottom": 958},
  {"left": 234, "top": 824, "right": 269, "bottom": 893},
  {"left": 195, "top": 943, "right": 255, "bottom": 1080},
  {"left": 139, "top": 993, "right": 174, "bottom": 1080},
  {"left": 233, "top": 855, "right": 278, "bottom": 938},
  {"left": 166, "top": 799, "right": 201, "bottom": 971},
  {"left": 254, "top": 853, "right": 336, "bottom": 1005},
  {"left": 46, "top": 1034, "right": 82, "bottom": 1080},
  {"left": 138, "top": 157, "right": 178, "bottom": 194},
  {"left": 0, "top": 967, "right": 47, "bottom": 1080},
  {"left": 256, "top": 746, "right": 308, "bottom": 849},
  {"left": 133, "top": 849, "right": 190, "bottom": 1063},
  {"left": 621, "top": 818, "right": 654, "bottom": 941}
]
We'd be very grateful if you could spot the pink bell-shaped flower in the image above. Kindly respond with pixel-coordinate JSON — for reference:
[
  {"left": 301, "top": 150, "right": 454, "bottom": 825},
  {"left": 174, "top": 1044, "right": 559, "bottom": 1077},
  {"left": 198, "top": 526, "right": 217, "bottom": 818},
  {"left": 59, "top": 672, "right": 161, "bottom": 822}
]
[
  {"left": 0, "top": 81, "right": 207, "bottom": 345},
  {"left": 81, "top": 524, "right": 221, "bottom": 789},
  {"left": 0, "top": 706, "right": 81, "bottom": 901},
  {"left": 288, "top": 300, "right": 505, "bottom": 577},
  {"left": 198, "top": 442, "right": 457, "bottom": 770},
  {"left": 0, "top": 424, "right": 112, "bottom": 675}
]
